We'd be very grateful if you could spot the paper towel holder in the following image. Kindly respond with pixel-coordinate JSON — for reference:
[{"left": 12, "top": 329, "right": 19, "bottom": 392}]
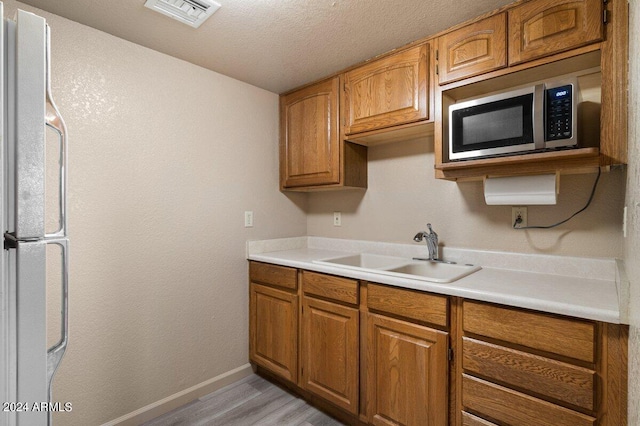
[{"left": 484, "top": 173, "right": 559, "bottom": 205}]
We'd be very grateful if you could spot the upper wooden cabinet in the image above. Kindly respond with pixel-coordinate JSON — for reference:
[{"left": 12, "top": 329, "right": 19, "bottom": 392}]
[
  {"left": 343, "top": 44, "right": 430, "bottom": 136},
  {"left": 438, "top": 13, "right": 507, "bottom": 85},
  {"left": 508, "top": 0, "right": 604, "bottom": 65},
  {"left": 280, "top": 77, "right": 340, "bottom": 189},
  {"left": 280, "top": 77, "right": 367, "bottom": 191}
]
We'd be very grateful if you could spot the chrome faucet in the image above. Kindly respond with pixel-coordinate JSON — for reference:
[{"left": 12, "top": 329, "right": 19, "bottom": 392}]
[{"left": 413, "top": 223, "right": 439, "bottom": 261}]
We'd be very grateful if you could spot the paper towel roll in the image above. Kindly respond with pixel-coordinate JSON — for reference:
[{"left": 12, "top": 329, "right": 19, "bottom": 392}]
[{"left": 484, "top": 174, "right": 558, "bottom": 205}]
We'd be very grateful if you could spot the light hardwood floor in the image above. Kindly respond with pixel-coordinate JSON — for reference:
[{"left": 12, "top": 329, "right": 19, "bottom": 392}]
[{"left": 142, "top": 374, "right": 345, "bottom": 426}]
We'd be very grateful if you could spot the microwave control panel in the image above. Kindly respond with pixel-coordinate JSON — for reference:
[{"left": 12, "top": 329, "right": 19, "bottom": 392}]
[{"left": 545, "top": 84, "right": 573, "bottom": 141}]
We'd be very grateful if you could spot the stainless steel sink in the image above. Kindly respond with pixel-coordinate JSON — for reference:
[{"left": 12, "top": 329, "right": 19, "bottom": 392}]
[{"left": 313, "top": 253, "right": 480, "bottom": 283}]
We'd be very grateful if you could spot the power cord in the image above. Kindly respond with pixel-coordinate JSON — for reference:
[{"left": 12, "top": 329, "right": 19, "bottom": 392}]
[{"left": 513, "top": 167, "right": 602, "bottom": 230}]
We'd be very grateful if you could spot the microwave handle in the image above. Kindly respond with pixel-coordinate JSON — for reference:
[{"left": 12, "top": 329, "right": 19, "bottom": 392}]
[{"left": 533, "top": 84, "right": 545, "bottom": 149}]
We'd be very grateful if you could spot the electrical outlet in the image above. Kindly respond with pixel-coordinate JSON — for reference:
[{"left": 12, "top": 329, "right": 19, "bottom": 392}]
[
  {"left": 244, "top": 211, "right": 254, "bottom": 228},
  {"left": 333, "top": 212, "right": 342, "bottom": 227},
  {"left": 512, "top": 206, "right": 528, "bottom": 228}
]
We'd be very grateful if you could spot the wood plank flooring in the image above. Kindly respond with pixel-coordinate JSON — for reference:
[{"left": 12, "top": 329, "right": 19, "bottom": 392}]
[{"left": 142, "top": 374, "right": 345, "bottom": 426}]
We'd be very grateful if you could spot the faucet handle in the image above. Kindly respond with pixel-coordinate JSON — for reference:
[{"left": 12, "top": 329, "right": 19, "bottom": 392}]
[{"left": 427, "top": 223, "right": 437, "bottom": 238}]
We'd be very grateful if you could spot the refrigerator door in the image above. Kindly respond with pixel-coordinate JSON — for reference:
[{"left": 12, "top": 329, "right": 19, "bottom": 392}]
[
  {"left": 1, "top": 7, "right": 69, "bottom": 425},
  {"left": 14, "top": 241, "right": 48, "bottom": 424},
  {"left": 12, "top": 9, "right": 47, "bottom": 241}
]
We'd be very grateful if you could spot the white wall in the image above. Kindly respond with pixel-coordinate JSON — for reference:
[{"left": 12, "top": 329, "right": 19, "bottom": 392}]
[
  {"left": 625, "top": 0, "right": 640, "bottom": 423},
  {"left": 307, "top": 139, "right": 625, "bottom": 258},
  {"left": 8, "top": 1, "right": 307, "bottom": 425}
]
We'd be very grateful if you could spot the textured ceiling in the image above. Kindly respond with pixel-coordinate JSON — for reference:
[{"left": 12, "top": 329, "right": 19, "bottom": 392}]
[{"left": 20, "top": 0, "right": 515, "bottom": 94}]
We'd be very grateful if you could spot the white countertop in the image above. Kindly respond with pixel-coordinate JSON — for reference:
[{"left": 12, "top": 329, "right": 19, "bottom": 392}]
[{"left": 247, "top": 237, "right": 628, "bottom": 324}]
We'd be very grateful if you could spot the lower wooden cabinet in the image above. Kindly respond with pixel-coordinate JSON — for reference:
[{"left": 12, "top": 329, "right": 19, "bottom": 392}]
[
  {"left": 249, "top": 262, "right": 299, "bottom": 383},
  {"left": 249, "top": 262, "right": 628, "bottom": 426},
  {"left": 249, "top": 282, "right": 298, "bottom": 383},
  {"left": 457, "top": 299, "right": 628, "bottom": 426},
  {"left": 301, "top": 295, "right": 359, "bottom": 414},
  {"left": 366, "top": 312, "right": 449, "bottom": 426}
]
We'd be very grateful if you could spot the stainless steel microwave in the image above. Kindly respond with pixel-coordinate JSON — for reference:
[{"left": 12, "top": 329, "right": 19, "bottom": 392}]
[{"left": 448, "top": 78, "right": 578, "bottom": 161}]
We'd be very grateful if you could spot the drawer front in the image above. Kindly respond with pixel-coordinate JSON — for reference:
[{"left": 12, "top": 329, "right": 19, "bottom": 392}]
[
  {"left": 462, "top": 412, "right": 498, "bottom": 426},
  {"left": 367, "top": 283, "right": 448, "bottom": 327},
  {"left": 463, "top": 337, "right": 595, "bottom": 410},
  {"left": 462, "top": 374, "right": 596, "bottom": 426},
  {"left": 250, "top": 261, "right": 297, "bottom": 290},
  {"left": 302, "top": 271, "right": 358, "bottom": 305},
  {"left": 463, "top": 300, "right": 596, "bottom": 363}
]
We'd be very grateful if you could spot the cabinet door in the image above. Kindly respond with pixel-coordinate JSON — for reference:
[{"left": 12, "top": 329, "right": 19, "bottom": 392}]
[
  {"left": 343, "top": 44, "right": 429, "bottom": 135},
  {"left": 301, "top": 296, "right": 359, "bottom": 414},
  {"left": 367, "top": 313, "right": 449, "bottom": 426},
  {"left": 280, "top": 77, "right": 340, "bottom": 188},
  {"left": 438, "top": 13, "right": 507, "bottom": 85},
  {"left": 249, "top": 283, "right": 298, "bottom": 383},
  {"left": 508, "top": 0, "right": 603, "bottom": 65}
]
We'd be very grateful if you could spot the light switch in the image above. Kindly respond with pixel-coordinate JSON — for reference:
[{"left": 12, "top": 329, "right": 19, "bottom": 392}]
[{"left": 244, "top": 211, "right": 254, "bottom": 227}]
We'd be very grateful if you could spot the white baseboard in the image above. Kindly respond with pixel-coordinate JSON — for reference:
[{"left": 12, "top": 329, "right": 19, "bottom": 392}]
[{"left": 102, "top": 363, "right": 254, "bottom": 426}]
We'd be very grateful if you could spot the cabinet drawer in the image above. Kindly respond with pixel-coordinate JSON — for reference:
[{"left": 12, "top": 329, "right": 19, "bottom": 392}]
[
  {"left": 367, "top": 283, "right": 448, "bottom": 327},
  {"left": 250, "top": 261, "right": 297, "bottom": 290},
  {"left": 302, "top": 271, "right": 358, "bottom": 305},
  {"left": 462, "top": 412, "right": 498, "bottom": 426},
  {"left": 463, "top": 337, "right": 595, "bottom": 410},
  {"left": 462, "top": 374, "right": 596, "bottom": 426},
  {"left": 463, "top": 300, "right": 596, "bottom": 363}
]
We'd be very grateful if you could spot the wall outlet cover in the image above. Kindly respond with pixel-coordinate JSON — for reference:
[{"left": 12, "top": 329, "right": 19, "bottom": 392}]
[{"left": 512, "top": 206, "right": 528, "bottom": 228}]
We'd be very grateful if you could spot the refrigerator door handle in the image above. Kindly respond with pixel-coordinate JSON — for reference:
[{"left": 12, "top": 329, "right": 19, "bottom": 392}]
[
  {"left": 45, "top": 237, "right": 69, "bottom": 408},
  {"left": 44, "top": 25, "right": 67, "bottom": 239}
]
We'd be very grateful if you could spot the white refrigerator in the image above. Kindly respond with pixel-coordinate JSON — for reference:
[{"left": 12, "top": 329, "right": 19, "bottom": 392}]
[{"left": 0, "top": 4, "right": 69, "bottom": 426}]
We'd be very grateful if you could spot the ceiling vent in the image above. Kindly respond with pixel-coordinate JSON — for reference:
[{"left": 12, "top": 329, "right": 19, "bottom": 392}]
[{"left": 144, "top": 0, "right": 221, "bottom": 28}]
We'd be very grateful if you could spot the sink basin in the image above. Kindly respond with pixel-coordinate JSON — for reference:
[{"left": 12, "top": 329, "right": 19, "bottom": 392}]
[
  {"left": 313, "top": 253, "right": 481, "bottom": 283},
  {"left": 313, "top": 253, "right": 408, "bottom": 271},
  {"left": 384, "top": 261, "right": 481, "bottom": 283}
]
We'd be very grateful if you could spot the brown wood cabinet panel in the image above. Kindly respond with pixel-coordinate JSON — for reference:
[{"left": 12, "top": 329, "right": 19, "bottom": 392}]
[
  {"left": 249, "top": 261, "right": 297, "bottom": 290},
  {"left": 280, "top": 77, "right": 341, "bottom": 188},
  {"left": 462, "top": 374, "right": 596, "bottom": 426},
  {"left": 249, "top": 283, "right": 298, "bottom": 383},
  {"left": 508, "top": 0, "right": 603, "bottom": 65},
  {"left": 367, "top": 283, "right": 448, "bottom": 327},
  {"left": 438, "top": 13, "right": 507, "bottom": 85},
  {"left": 461, "top": 412, "right": 498, "bottom": 426},
  {"left": 367, "top": 313, "right": 448, "bottom": 426},
  {"left": 463, "top": 337, "right": 595, "bottom": 410},
  {"left": 343, "top": 44, "right": 429, "bottom": 135},
  {"left": 302, "top": 271, "right": 358, "bottom": 305},
  {"left": 463, "top": 300, "right": 596, "bottom": 362},
  {"left": 301, "top": 296, "right": 359, "bottom": 414},
  {"left": 600, "top": 0, "right": 629, "bottom": 166}
]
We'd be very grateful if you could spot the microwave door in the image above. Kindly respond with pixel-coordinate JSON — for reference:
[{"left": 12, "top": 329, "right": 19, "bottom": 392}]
[{"left": 448, "top": 86, "right": 538, "bottom": 161}]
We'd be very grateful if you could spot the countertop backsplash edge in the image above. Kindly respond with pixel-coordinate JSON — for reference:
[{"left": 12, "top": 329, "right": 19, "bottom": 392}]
[{"left": 248, "top": 236, "right": 617, "bottom": 281}]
